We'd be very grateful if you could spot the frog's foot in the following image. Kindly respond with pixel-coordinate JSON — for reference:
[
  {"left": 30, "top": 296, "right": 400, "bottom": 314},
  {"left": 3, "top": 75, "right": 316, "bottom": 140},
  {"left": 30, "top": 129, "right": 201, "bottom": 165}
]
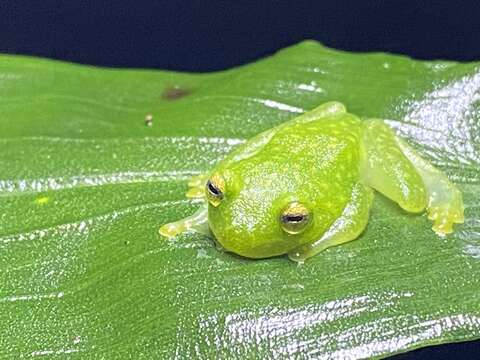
[
  {"left": 159, "top": 205, "right": 208, "bottom": 238},
  {"left": 186, "top": 187, "right": 204, "bottom": 198},
  {"left": 188, "top": 173, "right": 208, "bottom": 187},
  {"left": 397, "top": 139, "right": 464, "bottom": 236},
  {"left": 185, "top": 173, "right": 208, "bottom": 199},
  {"left": 426, "top": 186, "right": 464, "bottom": 235}
]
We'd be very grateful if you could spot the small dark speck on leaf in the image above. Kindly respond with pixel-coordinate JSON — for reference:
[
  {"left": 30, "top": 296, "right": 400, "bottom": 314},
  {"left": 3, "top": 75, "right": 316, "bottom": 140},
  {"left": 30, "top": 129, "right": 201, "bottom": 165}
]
[{"left": 162, "top": 86, "right": 191, "bottom": 100}]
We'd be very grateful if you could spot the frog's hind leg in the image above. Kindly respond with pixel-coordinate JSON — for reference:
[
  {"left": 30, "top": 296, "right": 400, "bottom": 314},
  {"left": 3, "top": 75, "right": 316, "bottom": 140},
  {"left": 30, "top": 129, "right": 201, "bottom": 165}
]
[
  {"left": 185, "top": 173, "right": 209, "bottom": 199},
  {"left": 396, "top": 139, "right": 464, "bottom": 235},
  {"left": 288, "top": 183, "right": 374, "bottom": 263},
  {"left": 362, "top": 119, "right": 463, "bottom": 235},
  {"left": 361, "top": 119, "right": 428, "bottom": 213}
]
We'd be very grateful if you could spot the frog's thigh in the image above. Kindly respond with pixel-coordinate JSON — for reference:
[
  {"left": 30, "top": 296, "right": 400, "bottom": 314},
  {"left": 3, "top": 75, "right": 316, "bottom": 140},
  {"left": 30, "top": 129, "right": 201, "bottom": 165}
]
[
  {"left": 362, "top": 120, "right": 427, "bottom": 213},
  {"left": 396, "top": 139, "right": 464, "bottom": 235},
  {"left": 288, "top": 183, "right": 373, "bottom": 263}
]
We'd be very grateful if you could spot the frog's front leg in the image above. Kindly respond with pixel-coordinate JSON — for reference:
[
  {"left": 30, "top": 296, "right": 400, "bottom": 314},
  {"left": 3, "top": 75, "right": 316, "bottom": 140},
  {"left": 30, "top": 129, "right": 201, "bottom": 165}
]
[
  {"left": 159, "top": 203, "right": 208, "bottom": 238},
  {"left": 159, "top": 173, "right": 209, "bottom": 238},
  {"left": 288, "top": 183, "right": 374, "bottom": 263}
]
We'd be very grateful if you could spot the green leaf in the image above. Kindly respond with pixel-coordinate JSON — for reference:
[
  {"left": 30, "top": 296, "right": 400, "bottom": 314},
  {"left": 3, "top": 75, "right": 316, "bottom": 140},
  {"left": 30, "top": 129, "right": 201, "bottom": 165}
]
[{"left": 1, "top": 41, "right": 479, "bottom": 359}]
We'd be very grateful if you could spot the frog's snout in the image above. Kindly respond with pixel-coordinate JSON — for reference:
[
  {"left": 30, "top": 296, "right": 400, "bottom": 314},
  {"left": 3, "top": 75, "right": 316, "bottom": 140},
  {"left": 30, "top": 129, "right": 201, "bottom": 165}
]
[{"left": 208, "top": 206, "right": 298, "bottom": 259}]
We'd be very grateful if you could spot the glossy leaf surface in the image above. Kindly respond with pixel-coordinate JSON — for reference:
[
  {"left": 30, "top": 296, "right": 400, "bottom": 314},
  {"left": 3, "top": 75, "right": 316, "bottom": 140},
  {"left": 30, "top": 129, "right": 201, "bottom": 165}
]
[{"left": 0, "top": 41, "right": 479, "bottom": 358}]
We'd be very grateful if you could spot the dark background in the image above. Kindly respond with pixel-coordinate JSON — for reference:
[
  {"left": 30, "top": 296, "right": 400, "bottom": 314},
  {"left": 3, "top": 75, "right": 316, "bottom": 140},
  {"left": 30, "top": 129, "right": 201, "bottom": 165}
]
[
  {"left": 1, "top": 0, "right": 479, "bottom": 358},
  {"left": 2, "top": 1, "right": 480, "bottom": 71}
]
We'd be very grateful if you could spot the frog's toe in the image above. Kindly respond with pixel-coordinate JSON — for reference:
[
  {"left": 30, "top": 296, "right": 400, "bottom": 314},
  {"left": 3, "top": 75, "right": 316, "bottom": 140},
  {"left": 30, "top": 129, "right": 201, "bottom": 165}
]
[
  {"left": 287, "top": 250, "right": 307, "bottom": 264},
  {"left": 186, "top": 174, "right": 208, "bottom": 198},
  {"left": 427, "top": 204, "right": 464, "bottom": 235},
  {"left": 187, "top": 174, "right": 208, "bottom": 188},
  {"left": 159, "top": 222, "right": 183, "bottom": 238},
  {"left": 186, "top": 187, "right": 205, "bottom": 198}
]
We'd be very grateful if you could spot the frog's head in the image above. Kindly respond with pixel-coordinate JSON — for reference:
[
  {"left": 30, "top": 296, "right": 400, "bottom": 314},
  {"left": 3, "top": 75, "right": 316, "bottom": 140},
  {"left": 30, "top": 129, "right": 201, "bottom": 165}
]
[{"left": 205, "top": 167, "right": 332, "bottom": 259}]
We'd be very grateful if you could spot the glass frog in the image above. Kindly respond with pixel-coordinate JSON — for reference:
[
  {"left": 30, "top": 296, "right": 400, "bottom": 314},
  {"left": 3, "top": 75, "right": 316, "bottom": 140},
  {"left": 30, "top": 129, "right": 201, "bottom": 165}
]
[{"left": 160, "top": 102, "right": 464, "bottom": 263}]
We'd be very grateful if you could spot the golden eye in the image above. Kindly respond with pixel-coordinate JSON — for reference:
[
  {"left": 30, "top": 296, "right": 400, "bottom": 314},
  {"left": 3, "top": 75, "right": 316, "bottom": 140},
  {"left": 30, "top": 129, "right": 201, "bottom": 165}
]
[
  {"left": 206, "top": 174, "right": 225, "bottom": 207},
  {"left": 280, "top": 202, "right": 311, "bottom": 234}
]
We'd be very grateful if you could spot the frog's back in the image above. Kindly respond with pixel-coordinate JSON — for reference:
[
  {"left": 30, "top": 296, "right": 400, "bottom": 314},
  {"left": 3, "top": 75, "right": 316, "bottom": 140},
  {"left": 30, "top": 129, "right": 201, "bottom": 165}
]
[
  {"left": 261, "top": 113, "right": 363, "bottom": 168},
  {"left": 246, "top": 113, "right": 364, "bottom": 218}
]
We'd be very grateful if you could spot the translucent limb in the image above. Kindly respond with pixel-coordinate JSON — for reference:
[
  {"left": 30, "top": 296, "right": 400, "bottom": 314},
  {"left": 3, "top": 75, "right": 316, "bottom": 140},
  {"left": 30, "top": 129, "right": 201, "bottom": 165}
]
[
  {"left": 288, "top": 183, "right": 373, "bottom": 263},
  {"left": 159, "top": 205, "right": 208, "bottom": 238},
  {"left": 186, "top": 173, "right": 209, "bottom": 199},
  {"left": 187, "top": 173, "right": 208, "bottom": 188},
  {"left": 397, "top": 139, "right": 464, "bottom": 235},
  {"left": 361, "top": 119, "right": 427, "bottom": 213}
]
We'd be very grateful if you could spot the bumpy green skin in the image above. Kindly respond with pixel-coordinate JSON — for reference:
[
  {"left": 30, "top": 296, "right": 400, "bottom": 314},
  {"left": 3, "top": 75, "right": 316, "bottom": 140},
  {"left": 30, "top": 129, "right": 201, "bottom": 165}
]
[
  {"left": 210, "top": 103, "right": 363, "bottom": 259},
  {"left": 161, "top": 102, "right": 464, "bottom": 262}
]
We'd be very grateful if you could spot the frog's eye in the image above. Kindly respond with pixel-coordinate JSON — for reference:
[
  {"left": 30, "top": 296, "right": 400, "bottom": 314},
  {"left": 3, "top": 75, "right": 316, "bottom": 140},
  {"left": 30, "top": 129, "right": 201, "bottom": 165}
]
[
  {"left": 206, "top": 174, "right": 225, "bottom": 207},
  {"left": 280, "top": 202, "right": 311, "bottom": 234}
]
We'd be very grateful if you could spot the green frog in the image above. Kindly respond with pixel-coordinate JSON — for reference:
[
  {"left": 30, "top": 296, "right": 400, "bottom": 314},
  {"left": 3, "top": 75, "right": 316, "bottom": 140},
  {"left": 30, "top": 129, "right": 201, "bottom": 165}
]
[{"left": 160, "top": 102, "right": 464, "bottom": 262}]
